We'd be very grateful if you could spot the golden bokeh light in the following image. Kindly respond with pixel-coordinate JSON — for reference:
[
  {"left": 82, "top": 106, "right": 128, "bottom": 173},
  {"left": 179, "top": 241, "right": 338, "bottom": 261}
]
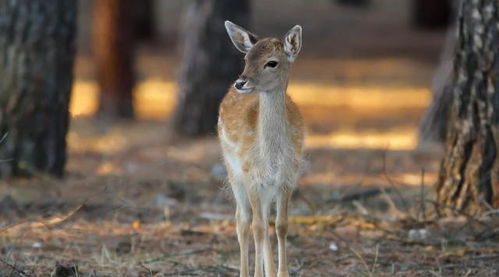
[{"left": 70, "top": 80, "right": 430, "bottom": 150}]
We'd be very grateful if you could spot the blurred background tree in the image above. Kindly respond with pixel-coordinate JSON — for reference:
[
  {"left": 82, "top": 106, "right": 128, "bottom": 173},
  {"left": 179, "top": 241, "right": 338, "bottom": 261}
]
[
  {"left": 417, "top": 0, "right": 458, "bottom": 147},
  {"left": 135, "top": 0, "right": 155, "bottom": 42},
  {"left": 0, "top": 0, "right": 77, "bottom": 178},
  {"left": 93, "top": 0, "right": 137, "bottom": 120},
  {"left": 412, "top": 0, "right": 451, "bottom": 29},
  {"left": 172, "top": 0, "right": 251, "bottom": 136},
  {"left": 436, "top": 0, "right": 498, "bottom": 214}
]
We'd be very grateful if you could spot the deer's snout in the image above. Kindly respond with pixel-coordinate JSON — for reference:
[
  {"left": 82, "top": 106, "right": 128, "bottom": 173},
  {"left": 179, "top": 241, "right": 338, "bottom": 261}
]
[
  {"left": 234, "top": 79, "right": 247, "bottom": 90},
  {"left": 233, "top": 76, "right": 254, "bottom": 93}
]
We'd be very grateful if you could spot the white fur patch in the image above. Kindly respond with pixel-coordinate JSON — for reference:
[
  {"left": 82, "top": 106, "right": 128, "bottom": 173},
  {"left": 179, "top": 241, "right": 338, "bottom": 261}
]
[{"left": 219, "top": 124, "right": 243, "bottom": 179}]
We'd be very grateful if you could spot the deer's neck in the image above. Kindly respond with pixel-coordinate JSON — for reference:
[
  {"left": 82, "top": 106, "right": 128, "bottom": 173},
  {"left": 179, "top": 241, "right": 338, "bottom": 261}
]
[{"left": 257, "top": 83, "right": 289, "bottom": 156}]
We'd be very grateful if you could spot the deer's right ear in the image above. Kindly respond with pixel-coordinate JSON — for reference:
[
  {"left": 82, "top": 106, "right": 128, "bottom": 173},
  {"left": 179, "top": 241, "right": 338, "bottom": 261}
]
[{"left": 225, "top": 20, "right": 258, "bottom": 53}]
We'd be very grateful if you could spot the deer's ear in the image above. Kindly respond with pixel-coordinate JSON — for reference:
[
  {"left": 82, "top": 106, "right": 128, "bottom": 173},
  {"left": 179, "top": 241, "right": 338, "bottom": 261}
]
[
  {"left": 225, "top": 20, "right": 258, "bottom": 53},
  {"left": 284, "top": 25, "right": 302, "bottom": 62}
]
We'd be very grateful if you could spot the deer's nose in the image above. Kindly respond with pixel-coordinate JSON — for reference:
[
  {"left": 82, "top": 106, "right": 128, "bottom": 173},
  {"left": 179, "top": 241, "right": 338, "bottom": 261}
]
[{"left": 234, "top": 79, "right": 247, "bottom": 90}]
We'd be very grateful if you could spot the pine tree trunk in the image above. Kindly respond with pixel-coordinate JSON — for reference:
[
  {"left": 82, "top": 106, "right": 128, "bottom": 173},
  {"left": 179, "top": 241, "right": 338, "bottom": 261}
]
[
  {"left": 0, "top": 0, "right": 77, "bottom": 177},
  {"left": 436, "top": 0, "right": 499, "bottom": 214},
  {"left": 173, "top": 0, "right": 250, "bottom": 136},
  {"left": 418, "top": 25, "right": 456, "bottom": 147},
  {"left": 93, "top": 0, "right": 135, "bottom": 119}
]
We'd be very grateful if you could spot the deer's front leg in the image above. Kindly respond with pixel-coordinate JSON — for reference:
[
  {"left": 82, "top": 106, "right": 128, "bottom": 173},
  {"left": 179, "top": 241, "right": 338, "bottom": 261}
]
[
  {"left": 236, "top": 205, "right": 251, "bottom": 277},
  {"left": 276, "top": 189, "right": 292, "bottom": 277},
  {"left": 249, "top": 189, "right": 276, "bottom": 277},
  {"left": 232, "top": 181, "right": 252, "bottom": 277}
]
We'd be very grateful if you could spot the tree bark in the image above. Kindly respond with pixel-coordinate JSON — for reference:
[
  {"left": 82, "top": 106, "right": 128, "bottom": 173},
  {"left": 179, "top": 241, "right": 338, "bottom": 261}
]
[
  {"left": 0, "top": 0, "right": 77, "bottom": 177},
  {"left": 436, "top": 0, "right": 499, "bottom": 214},
  {"left": 93, "top": 0, "right": 136, "bottom": 119},
  {"left": 173, "top": 0, "right": 250, "bottom": 136}
]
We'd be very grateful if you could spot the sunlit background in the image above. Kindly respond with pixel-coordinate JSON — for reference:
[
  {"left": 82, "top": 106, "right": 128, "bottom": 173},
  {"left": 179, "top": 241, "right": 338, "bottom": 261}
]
[
  {"left": 3, "top": 1, "right": 472, "bottom": 275},
  {"left": 70, "top": 0, "right": 443, "bottom": 151}
]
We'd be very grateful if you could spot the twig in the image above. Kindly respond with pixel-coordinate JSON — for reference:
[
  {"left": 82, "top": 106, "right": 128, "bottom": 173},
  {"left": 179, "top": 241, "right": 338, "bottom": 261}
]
[
  {"left": 350, "top": 247, "right": 373, "bottom": 277},
  {"left": 0, "top": 204, "right": 82, "bottom": 233},
  {"left": 0, "top": 132, "right": 11, "bottom": 162},
  {"left": 379, "top": 187, "right": 403, "bottom": 218},
  {"left": 370, "top": 244, "right": 379, "bottom": 274},
  {"left": 353, "top": 200, "right": 369, "bottom": 215},
  {"left": 381, "top": 150, "right": 410, "bottom": 212},
  {"left": 295, "top": 189, "right": 318, "bottom": 213},
  {"left": 139, "top": 262, "right": 154, "bottom": 277},
  {"left": 419, "top": 168, "right": 427, "bottom": 223},
  {"left": 74, "top": 264, "right": 80, "bottom": 277},
  {"left": 0, "top": 132, "right": 8, "bottom": 144},
  {"left": 481, "top": 208, "right": 499, "bottom": 218},
  {"left": 0, "top": 256, "right": 28, "bottom": 276}
]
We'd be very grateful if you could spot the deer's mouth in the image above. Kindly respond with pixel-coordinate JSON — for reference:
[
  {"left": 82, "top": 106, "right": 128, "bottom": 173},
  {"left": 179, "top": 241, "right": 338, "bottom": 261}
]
[{"left": 235, "top": 87, "right": 254, "bottom": 94}]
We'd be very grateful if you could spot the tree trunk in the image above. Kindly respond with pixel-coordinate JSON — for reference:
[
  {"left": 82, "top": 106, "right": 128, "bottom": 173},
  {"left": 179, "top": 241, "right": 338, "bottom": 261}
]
[
  {"left": 412, "top": 0, "right": 452, "bottom": 29},
  {"left": 418, "top": 25, "right": 456, "bottom": 148},
  {"left": 436, "top": 0, "right": 499, "bottom": 214},
  {"left": 418, "top": 1, "right": 461, "bottom": 148},
  {"left": 135, "top": 0, "right": 155, "bottom": 41},
  {"left": 0, "top": 0, "right": 77, "bottom": 177},
  {"left": 93, "top": 0, "right": 136, "bottom": 119},
  {"left": 173, "top": 0, "right": 250, "bottom": 136}
]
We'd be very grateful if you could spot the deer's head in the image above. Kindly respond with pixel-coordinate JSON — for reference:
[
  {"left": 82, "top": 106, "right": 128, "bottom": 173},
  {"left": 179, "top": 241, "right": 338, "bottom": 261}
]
[{"left": 225, "top": 21, "right": 302, "bottom": 94}]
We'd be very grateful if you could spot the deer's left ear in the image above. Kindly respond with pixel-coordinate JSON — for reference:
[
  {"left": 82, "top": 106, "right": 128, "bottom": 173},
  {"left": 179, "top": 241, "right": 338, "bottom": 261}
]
[{"left": 284, "top": 25, "right": 302, "bottom": 62}]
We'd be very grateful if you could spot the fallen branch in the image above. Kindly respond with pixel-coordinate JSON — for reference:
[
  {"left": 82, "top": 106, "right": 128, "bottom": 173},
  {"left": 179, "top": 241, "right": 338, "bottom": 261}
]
[
  {"left": 0, "top": 256, "right": 28, "bottom": 276},
  {"left": 0, "top": 204, "right": 82, "bottom": 234}
]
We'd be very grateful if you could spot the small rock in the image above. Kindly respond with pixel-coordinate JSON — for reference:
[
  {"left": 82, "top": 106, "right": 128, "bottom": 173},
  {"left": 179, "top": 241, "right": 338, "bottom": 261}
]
[
  {"left": 408, "top": 228, "right": 430, "bottom": 241},
  {"left": 329, "top": 242, "right": 339, "bottom": 251},
  {"left": 32, "top": 242, "right": 43, "bottom": 248}
]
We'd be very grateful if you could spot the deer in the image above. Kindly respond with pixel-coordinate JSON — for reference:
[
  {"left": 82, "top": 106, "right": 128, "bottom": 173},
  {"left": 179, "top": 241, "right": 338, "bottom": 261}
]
[{"left": 218, "top": 21, "right": 304, "bottom": 277}]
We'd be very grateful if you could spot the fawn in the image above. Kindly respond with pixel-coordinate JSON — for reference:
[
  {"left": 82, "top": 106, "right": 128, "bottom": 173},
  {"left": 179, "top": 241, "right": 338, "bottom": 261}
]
[{"left": 218, "top": 21, "right": 304, "bottom": 277}]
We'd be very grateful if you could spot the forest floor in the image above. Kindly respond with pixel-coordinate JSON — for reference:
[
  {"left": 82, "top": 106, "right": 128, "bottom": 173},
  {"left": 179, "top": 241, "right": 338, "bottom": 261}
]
[
  {"left": 2, "top": 45, "right": 499, "bottom": 276},
  {"left": 1, "top": 107, "right": 499, "bottom": 277}
]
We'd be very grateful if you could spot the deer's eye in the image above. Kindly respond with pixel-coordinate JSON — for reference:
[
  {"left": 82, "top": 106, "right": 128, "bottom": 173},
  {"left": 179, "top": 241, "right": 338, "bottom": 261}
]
[{"left": 265, "top": 61, "right": 278, "bottom": 68}]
